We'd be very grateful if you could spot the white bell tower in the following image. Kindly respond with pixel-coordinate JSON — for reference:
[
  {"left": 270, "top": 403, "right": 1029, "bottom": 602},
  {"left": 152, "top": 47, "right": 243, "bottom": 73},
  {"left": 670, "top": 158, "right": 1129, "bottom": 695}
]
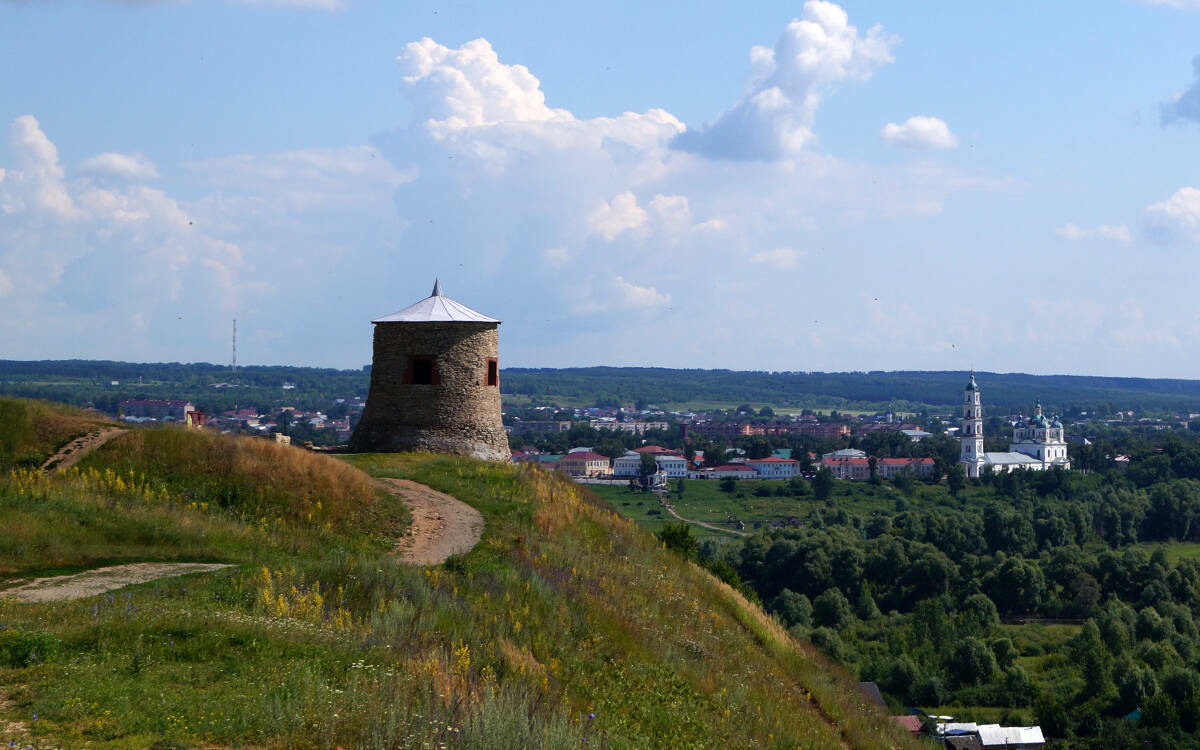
[{"left": 960, "top": 371, "right": 985, "bottom": 478}]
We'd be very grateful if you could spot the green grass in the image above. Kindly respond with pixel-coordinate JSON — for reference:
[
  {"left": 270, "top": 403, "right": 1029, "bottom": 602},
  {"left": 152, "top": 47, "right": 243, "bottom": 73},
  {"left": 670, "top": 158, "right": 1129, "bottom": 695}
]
[
  {"left": 0, "top": 398, "right": 922, "bottom": 749},
  {"left": 1130, "top": 541, "right": 1200, "bottom": 565},
  {"left": 591, "top": 477, "right": 929, "bottom": 541}
]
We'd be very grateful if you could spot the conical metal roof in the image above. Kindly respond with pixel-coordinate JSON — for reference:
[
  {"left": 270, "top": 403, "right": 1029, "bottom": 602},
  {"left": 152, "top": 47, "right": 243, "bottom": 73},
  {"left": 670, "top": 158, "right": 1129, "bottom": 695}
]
[{"left": 372, "top": 280, "right": 500, "bottom": 324}]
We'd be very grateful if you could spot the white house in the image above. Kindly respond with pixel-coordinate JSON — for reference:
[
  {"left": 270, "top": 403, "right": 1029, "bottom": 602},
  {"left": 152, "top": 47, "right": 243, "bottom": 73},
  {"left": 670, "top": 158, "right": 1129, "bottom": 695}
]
[
  {"left": 654, "top": 454, "right": 688, "bottom": 478},
  {"left": 745, "top": 457, "right": 799, "bottom": 479},
  {"left": 612, "top": 452, "right": 643, "bottom": 477},
  {"left": 689, "top": 464, "right": 758, "bottom": 480}
]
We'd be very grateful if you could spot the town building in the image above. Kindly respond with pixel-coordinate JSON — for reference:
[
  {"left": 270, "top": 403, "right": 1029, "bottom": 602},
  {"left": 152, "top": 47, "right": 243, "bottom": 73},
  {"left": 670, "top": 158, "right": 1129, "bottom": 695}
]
[
  {"left": 745, "top": 457, "right": 799, "bottom": 479},
  {"left": 506, "top": 420, "right": 571, "bottom": 436},
  {"left": 689, "top": 464, "right": 759, "bottom": 480},
  {"left": 556, "top": 451, "right": 611, "bottom": 477},
  {"left": 119, "top": 399, "right": 193, "bottom": 421},
  {"left": 959, "top": 373, "right": 1071, "bottom": 477}
]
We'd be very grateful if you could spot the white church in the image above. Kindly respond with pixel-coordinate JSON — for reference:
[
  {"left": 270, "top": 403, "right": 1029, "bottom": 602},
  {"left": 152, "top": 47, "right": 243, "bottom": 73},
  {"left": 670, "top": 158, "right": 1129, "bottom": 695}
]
[{"left": 960, "top": 373, "right": 1071, "bottom": 477}]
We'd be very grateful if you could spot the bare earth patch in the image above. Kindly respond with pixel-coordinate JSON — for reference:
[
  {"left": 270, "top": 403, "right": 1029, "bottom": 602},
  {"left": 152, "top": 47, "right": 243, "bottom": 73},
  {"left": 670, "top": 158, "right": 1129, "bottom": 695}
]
[
  {"left": 0, "top": 562, "right": 233, "bottom": 603},
  {"left": 380, "top": 478, "right": 483, "bottom": 565},
  {"left": 40, "top": 426, "right": 126, "bottom": 473}
]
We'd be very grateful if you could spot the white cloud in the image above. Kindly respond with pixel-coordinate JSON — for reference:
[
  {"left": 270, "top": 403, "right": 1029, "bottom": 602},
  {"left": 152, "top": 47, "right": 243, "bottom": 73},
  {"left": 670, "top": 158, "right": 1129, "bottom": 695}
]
[
  {"left": 6, "top": 115, "right": 80, "bottom": 219},
  {"left": 749, "top": 247, "right": 804, "bottom": 269},
  {"left": 1145, "top": 187, "right": 1200, "bottom": 242},
  {"left": 0, "top": 115, "right": 247, "bottom": 359},
  {"left": 1056, "top": 222, "right": 1133, "bottom": 244},
  {"left": 880, "top": 116, "right": 959, "bottom": 150},
  {"left": 363, "top": 33, "right": 1010, "bottom": 370},
  {"left": 1162, "top": 55, "right": 1200, "bottom": 125},
  {"left": 587, "top": 192, "right": 648, "bottom": 240},
  {"left": 79, "top": 152, "right": 160, "bottom": 181},
  {"left": 614, "top": 276, "right": 670, "bottom": 307},
  {"left": 673, "top": 1, "right": 896, "bottom": 160}
]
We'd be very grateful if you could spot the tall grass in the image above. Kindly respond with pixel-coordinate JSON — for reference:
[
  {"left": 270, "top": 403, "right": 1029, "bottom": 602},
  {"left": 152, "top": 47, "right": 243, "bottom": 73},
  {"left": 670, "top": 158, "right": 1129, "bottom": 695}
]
[
  {"left": 80, "top": 428, "right": 403, "bottom": 537},
  {"left": 1, "top": 406, "right": 920, "bottom": 749},
  {"left": 0, "top": 397, "right": 110, "bottom": 471}
]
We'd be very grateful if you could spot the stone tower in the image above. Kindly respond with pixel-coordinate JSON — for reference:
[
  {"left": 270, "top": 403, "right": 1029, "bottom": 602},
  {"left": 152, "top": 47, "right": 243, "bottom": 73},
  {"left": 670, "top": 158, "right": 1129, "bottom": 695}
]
[{"left": 349, "top": 281, "right": 509, "bottom": 462}]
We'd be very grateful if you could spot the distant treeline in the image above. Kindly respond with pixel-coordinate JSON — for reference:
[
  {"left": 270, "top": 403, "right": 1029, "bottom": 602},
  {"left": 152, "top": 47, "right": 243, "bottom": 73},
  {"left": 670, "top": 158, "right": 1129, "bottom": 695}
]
[
  {"left": 3, "top": 360, "right": 1200, "bottom": 417},
  {"left": 503, "top": 367, "right": 1200, "bottom": 415}
]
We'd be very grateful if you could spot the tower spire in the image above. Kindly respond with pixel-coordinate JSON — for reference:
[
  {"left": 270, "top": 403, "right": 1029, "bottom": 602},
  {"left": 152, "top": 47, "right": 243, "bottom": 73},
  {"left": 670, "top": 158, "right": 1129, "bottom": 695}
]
[{"left": 432, "top": 278, "right": 442, "bottom": 297}]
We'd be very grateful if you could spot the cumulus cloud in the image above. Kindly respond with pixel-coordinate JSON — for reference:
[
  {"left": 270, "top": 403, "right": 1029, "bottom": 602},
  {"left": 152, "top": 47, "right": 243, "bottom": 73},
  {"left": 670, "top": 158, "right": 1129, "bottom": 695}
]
[
  {"left": 0, "top": 115, "right": 247, "bottom": 359},
  {"left": 1145, "top": 186, "right": 1200, "bottom": 242},
  {"left": 1162, "top": 55, "right": 1200, "bottom": 125},
  {"left": 363, "top": 31, "right": 1013, "bottom": 369},
  {"left": 1056, "top": 223, "right": 1133, "bottom": 244},
  {"left": 6, "top": 115, "right": 79, "bottom": 219},
  {"left": 749, "top": 247, "right": 804, "bottom": 269},
  {"left": 881, "top": 116, "right": 959, "bottom": 150},
  {"left": 588, "top": 192, "right": 648, "bottom": 240},
  {"left": 614, "top": 276, "right": 670, "bottom": 307},
  {"left": 79, "top": 152, "right": 160, "bottom": 181},
  {"left": 673, "top": 1, "right": 896, "bottom": 160}
]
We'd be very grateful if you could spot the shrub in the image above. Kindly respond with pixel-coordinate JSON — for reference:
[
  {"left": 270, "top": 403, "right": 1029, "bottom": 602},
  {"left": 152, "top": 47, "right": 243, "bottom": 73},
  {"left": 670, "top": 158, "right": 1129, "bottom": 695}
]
[
  {"left": 656, "top": 521, "right": 698, "bottom": 560},
  {"left": 0, "top": 627, "right": 61, "bottom": 667}
]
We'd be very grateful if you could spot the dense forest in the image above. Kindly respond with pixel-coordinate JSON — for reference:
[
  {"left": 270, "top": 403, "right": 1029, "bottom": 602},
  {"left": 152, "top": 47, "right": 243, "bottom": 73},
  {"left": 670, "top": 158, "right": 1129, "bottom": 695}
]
[
  {"left": 5, "top": 360, "right": 1200, "bottom": 418},
  {"left": 650, "top": 435, "right": 1200, "bottom": 748}
]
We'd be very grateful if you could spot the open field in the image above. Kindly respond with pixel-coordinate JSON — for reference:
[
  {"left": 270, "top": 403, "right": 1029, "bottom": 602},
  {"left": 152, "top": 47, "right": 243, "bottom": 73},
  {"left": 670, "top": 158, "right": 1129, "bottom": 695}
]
[
  {"left": 590, "top": 477, "right": 924, "bottom": 540},
  {"left": 1130, "top": 541, "right": 1200, "bottom": 565}
]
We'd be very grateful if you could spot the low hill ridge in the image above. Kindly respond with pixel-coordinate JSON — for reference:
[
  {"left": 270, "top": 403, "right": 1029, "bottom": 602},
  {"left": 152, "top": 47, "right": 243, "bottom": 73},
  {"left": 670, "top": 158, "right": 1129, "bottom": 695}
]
[{"left": 0, "top": 397, "right": 917, "bottom": 748}]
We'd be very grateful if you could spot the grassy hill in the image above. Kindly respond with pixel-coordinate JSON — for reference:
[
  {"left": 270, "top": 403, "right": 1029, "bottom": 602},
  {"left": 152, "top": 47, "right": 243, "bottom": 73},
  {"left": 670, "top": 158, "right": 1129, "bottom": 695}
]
[{"left": 0, "top": 397, "right": 918, "bottom": 749}]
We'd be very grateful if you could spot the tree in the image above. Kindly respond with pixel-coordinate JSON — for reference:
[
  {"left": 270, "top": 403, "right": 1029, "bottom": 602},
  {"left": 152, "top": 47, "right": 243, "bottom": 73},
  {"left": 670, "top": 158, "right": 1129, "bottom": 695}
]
[
  {"left": 769, "top": 589, "right": 812, "bottom": 628},
  {"left": 640, "top": 452, "right": 659, "bottom": 477},
  {"left": 719, "top": 476, "right": 738, "bottom": 494},
  {"left": 949, "top": 637, "right": 997, "bottom": 687},
  {"left": 947, "top": 464, "right": 965, "bottom": 496},
  {"left": 758, "top": 406, "right": 775, "bottom": 417},
  {"left": 812, "top": 587, "right": 854, "bottom": 629},
  {"left": 985, "top": 557, "right": 1046, "bottom": 614},
  {"left": 813, "top": 467, "right": 834, "bottom": 502}
]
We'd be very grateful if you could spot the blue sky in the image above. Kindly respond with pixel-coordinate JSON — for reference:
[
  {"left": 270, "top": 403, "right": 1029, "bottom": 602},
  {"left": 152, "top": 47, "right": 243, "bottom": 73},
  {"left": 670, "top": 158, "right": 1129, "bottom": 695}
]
[{"left": 3, "top": 0, "right": 1200, "bottom": 378}]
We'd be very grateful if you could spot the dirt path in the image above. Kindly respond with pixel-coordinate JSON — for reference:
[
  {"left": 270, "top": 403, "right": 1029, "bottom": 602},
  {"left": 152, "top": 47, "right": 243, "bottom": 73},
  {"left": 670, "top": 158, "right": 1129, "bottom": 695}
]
[
  {"left": 0, "top": 562, "right": 232, "bottom": 603},
  {"left": 381, "top": 478, "right": 484, "bottom": 565},
  {"left": 41, "top": 426, "right": 126, "bottom": 473},
  {"left": 663, "top": 503, "right": 751, "bottom": 537}
]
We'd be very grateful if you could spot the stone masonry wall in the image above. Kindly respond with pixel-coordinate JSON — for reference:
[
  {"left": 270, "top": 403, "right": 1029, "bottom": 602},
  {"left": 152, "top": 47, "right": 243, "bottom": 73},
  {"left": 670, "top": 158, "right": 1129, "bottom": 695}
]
[{"left": 349, "top": 322, "right": 509, "bottom": 462}]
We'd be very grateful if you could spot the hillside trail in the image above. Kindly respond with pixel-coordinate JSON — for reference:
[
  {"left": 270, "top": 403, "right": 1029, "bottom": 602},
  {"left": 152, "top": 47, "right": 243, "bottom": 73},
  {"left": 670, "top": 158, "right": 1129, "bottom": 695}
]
[
  {"left": 0, "top": 562, "right": 233, "bottom": 603},
  {"left": 662, "top": 502, "right": 751, "bottom": 538},
  {"left": 41, "top": 426, "right": 126, "bottom": 473},
  {"left": 381, "top": 478, "right": 484, "bottom": 565}
]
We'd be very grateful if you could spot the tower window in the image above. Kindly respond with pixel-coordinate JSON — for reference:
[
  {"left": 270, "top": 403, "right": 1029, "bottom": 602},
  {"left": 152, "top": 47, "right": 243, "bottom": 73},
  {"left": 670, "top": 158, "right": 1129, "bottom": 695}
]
[
  {"left": 486, "top": 358, "right": 498, "bottom": 387},
  {"left": 405, "top": 356, "right": 438, "bottom": 385}
]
